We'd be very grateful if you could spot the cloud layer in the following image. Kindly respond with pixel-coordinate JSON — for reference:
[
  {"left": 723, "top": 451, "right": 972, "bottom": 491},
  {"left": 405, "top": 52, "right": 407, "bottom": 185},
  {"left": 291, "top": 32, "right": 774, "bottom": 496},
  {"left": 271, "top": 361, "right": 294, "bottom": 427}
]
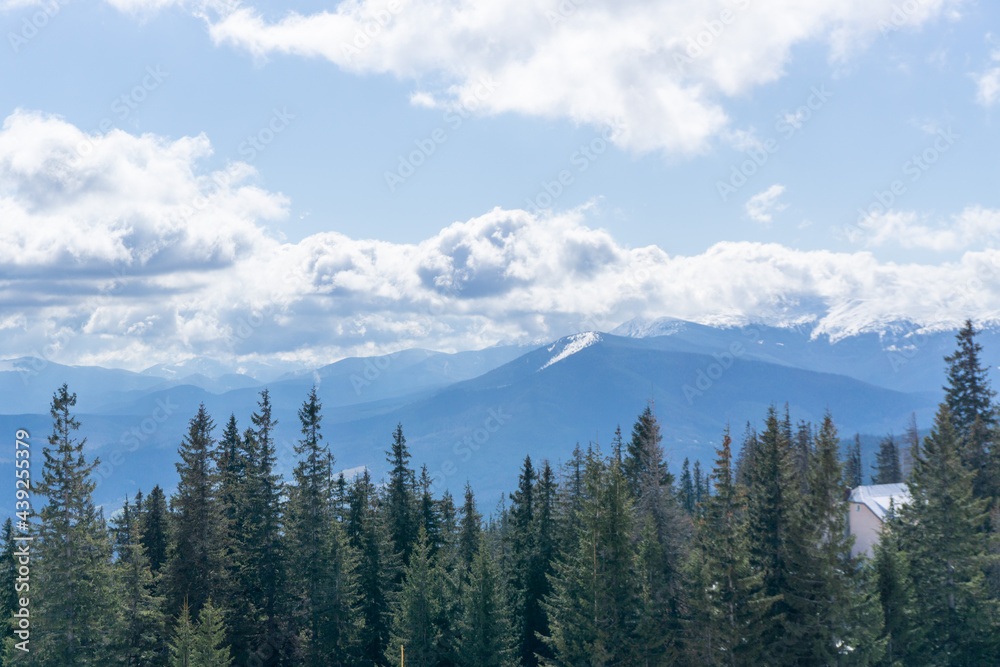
[
  {"left": 204, "top": 0, "right": 961, "bottom": 154},
  {"left": 3, "top": 111, "right": 1000, "bottom": 371}
]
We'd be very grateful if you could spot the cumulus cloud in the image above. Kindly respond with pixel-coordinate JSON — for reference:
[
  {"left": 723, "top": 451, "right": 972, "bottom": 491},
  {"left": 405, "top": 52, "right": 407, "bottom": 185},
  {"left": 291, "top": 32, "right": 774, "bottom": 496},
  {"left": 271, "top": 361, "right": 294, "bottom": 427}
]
[
  {"left": 857, "top": 206, "right": 1000, "bottom": 251},
  {"left": 745, "top": 184, "right": 787, "bottom": 225},
  {"left": 4, "top": 112, "right": 1000, "bottom": 370},
  {"left": 974, "top": 50, "right": 1000, "bottom": 106},
  {"left": 199, "top": 0, "right": 960, "bottom": 155}
]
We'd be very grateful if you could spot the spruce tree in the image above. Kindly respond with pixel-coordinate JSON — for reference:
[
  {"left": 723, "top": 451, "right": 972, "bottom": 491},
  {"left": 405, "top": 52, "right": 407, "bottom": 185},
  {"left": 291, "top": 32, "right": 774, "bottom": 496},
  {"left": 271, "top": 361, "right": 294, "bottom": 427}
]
[
  {"left": 680, "top": 458, "right": 694, "bottom": 514},
  {"left": 457, "top": 483, "right": 482, "bottom": 570},
  {"left": 897, "top": 404, "right": 1000, "bottom": 663},
  {"left": 629, "top": 406, "right": 688, "bottom": 663},
  {"left": 744, "top": 406, "right": 799, "bottom": 659},
  {"left": 543, "top": 447, "right": 640, "bottom": 665},
  {"left": 782, "top": 412, "right": 885, "bottom": 664},
  {"left": 386, "top": 423, "right": 418, "bottom": 566},
  {"left": 193, "top": 600, "right": 234, "bottom": 667},
  {"left": 32, "top": 384, "right": 118, "bottom": 665},
  {"left": 845, "top": 434, "right": 863, "bottom": 488},
  {"left": 347, "top": 469, "right": 397, "bottom": 666},
  {"left": 624, "top": 404, "right": 671, "bottom": 496},
  {"left": 943, "top": 319, "right": 998, "bottom": 498},
  {"left": 169, "top": 601, "right": 197, "bottom": 667},
  {"left": 873, "top": 508, "right": 917, "bottom": 667},
  {"left": 164, "top": 404, "right": 228, "bottom": 618},
  {"left": 457, "top": 536, "right": 517, "bottom": 667},
  {"left": 244, "top": 389, "right": 292, "bottom": 664},
  {"left": 140, "top": 485, "right": 171, "bottom": 575},
  {"left": 115, "top": 534, "right": 167, "bottom": 665},
  {"left": 386, "top": 528, "right": 447, "bottom": 667},
  {"left": 682, "top": 429, "right": 771, "bottom": 665},
  {"left": 872, "top": 434, "right": 902, "bottom": 485},
  {"left": 287, "top": 387, "right": 359, "bottom": 665}
]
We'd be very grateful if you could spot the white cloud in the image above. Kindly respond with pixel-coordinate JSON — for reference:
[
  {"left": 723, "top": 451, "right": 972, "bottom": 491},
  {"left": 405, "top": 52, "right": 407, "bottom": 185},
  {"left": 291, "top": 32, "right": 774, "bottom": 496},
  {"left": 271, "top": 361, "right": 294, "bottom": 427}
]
[
  {"left": 858, "top": 206, "right": 1000, "bottom": 251},
  {"left": 745, "top": 184, "right": 787, "bottom": 225},
  {"left": 4, "top": 112, "right": 1000, "bottom": 370},
  {"left": 199, "top": 0, "right": 960, "bottom": 155}
]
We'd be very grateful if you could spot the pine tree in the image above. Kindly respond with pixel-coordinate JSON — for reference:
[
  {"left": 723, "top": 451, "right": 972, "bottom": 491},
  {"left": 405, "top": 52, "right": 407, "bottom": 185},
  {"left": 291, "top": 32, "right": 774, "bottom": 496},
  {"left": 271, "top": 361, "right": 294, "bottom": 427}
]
[
  {"left": 169, "top": 601, "right": 197, "bottom": 667},
  {"left": 872, "top": 434, "right": 902, "bottom": 485},
  {"left": 792, "top": 420, "right": 813, "bottom": 492},
  {"left": 782, "top": 412, "right": 885, "bottom": 664},
  {"left": 943, "top": 319, "right": 998, "bottom": 498},
  {"left": 630, "top": 406, "right": 689, "bottom": 663},
  {"left": 140, "top": 485, "right": 171, "bottom": 575},
  {"left": 457, "top": 483, "right": 482, "bottom": 570},
  {"left": 744, "top": 406, "right": 799, "bottom": 659},
  {"left": 873, "top": 508, "right": 917, "bottom": 667},
  {"left": 386, "top": 423, "right": 418, "bottom": 567},
  {"left": 164, "top": 404, "right": 228, "bottom": 618},
  {"left": 624, "top": 404, "right": 671, "bottom": 496},
  {"left": 897, "top": 404, "right": 1000, "bottom": 663},
  {"left": 287, "top": 387, "right": 359, "bottom": 666},
  {"left": 31, "top": 384, "right": 118, "bottom": 665},
  {"left": 111, "top": 496, "right": 137, "bottom": 562},
  {"left": 115, "top": 535, "right": 167, "bottom": 665},
  {"left": 418, "top": 465, "right": 442, "bottom": 555},
  {"left": 680, "top": 458, "right": 694, "bottom": 514},
  {"left": 193, "top": 600, "right": 233, "bottom": 667},
  {"left": 386, "top": 528, "right": 447, "bottom": 667},
  {"left": 347, "top": 469, "right": 397, "bottom": 666},
  {"left": 543, "top": 447, "right": 640, "bottom": 665},
  {"left": 244, "top": 389, "right": 292, "bottom": 664},
  {"left": 845, "top": 433, "right": 864, "bottom": 488},
  {"left": 457, "top": 536, "right": 517, "bottom": 667},
  {"left": 682, "top": 429, "right": 771, "bottom": 665},
  {"left": 693, "top": 459, "right": 705, "bottom": 509}
]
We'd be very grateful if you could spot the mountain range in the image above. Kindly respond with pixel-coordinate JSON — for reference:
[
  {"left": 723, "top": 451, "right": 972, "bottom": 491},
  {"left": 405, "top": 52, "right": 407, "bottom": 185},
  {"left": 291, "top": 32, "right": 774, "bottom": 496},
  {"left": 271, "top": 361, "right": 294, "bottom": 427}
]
[{"left": 2, "top": 318, "right": 995, "bottom": 512}]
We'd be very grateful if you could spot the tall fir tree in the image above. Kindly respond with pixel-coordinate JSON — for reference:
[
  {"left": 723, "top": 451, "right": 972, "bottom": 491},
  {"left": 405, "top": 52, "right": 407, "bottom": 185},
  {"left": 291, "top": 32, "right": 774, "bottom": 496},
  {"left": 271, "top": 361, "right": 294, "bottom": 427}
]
[
  {"left": 680, "top": 458, "right": 694, "bottom": 514},
  {"left": 168, "top": 601, "right": 197, "bottom": 667},
  {"left": 782, "top": 413, "right": 886, "bottom": 664},
  {"left": 457, "top": 536, "right": 517, "bottom": 667},
  {"left": 31, "top": 384, "right": 118, "bottom": 665},
  {"left": 386, "top": 528, "right": 448, "bottom": 667},
  {"left": 845, "top": 433, "right": 864, "bottom": 488},
  {"left": 630, "top": 406, "right": 688, "bottom": 663},
  {"left": 457, "top": 482, "right": 482, "bottom": 571},
  {"left": 873, "top": 507, "right": 917, "bottom": 667},
  {"left": 347, "top": 469, "right": 398, "bottom": 666},
  {"left": 140, "top": 484, "right": 171, "bottom": 575},
  {"left": 164, "top": 404, "right": 228, "bottom": 618},
  {"left": 943, "top": 319, "right": 998, "bottom": 498},
  {"left": 192, "top": 600, "right": 234, "bottom": 667},
  {"left": 902, "top": 413, "right": 920, "bottom": 480},
  {"left": 287, "top": 387, "right": 360, "bottom": 666},
  {"left": 115, "top": 522, "right": 167, "bottom": 665},
  {"left": 386, "top": 423, "right": 418, "bottom": 567},
  {"left": 872, "top": 434, "right": 902, "bottom": 485},
  {"left": 744, "top": 405, "right": 799, "bottom": 660},
  {"left": 682, "top": 429, "right": 771, "bottom": 666},
  {"left": 898, "top": 404, "right": 1000, "bottom": 664},
  {"left": 245, "top": 389, "right": 293, "bottom": 664},
  {"left": 543, "top": 447, "right": 640, "bottom": 665}
]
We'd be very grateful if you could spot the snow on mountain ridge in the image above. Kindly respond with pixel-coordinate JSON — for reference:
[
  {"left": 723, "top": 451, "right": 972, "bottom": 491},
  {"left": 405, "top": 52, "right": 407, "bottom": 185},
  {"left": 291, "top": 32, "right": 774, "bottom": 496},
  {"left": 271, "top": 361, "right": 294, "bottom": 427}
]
[{"left": 539, "top": 332, "right": 602, "bottom": 371}]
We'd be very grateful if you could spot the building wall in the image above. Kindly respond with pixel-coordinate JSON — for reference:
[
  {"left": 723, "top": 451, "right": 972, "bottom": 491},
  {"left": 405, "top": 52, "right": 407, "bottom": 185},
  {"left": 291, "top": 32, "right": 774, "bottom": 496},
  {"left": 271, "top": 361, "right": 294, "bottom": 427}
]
[{"left": 848, "top": 501, "right": 883, "bottom": 558}]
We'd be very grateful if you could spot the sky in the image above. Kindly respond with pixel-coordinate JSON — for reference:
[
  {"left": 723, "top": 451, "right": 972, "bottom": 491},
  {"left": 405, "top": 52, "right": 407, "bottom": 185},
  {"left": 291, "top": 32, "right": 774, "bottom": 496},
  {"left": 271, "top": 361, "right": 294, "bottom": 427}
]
[{"left": 2, "top": 0, "right": 1000, "bottom": 372}]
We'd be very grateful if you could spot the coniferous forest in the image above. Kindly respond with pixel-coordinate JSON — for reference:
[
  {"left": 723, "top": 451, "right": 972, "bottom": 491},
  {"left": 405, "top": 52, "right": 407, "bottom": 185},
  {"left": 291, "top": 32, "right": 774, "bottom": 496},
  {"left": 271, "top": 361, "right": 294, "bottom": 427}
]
[{"left": 2, "top": 320, "right": 1000, "bottom": 666}]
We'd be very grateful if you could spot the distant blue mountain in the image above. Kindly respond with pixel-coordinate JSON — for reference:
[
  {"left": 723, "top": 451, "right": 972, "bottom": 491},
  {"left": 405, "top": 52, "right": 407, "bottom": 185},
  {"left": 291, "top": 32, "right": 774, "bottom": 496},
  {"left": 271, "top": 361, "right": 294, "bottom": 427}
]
[{"left": 0, "top": 320, "right": 976, "bottom": 513}]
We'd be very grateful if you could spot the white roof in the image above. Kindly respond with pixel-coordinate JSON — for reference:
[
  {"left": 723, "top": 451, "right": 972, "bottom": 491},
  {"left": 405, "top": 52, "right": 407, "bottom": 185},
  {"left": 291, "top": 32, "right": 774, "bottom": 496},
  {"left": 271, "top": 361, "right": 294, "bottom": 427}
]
[{"left": 848, "top": 483, "right": 911, "bottom": 521}]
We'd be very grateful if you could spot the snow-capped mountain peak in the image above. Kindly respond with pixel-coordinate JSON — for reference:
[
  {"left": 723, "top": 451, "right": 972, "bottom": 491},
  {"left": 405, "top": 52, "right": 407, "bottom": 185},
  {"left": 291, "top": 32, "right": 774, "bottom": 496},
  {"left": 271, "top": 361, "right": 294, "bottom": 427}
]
[{"left": 539, "top": 332, "right": 602, "bottom": 371}]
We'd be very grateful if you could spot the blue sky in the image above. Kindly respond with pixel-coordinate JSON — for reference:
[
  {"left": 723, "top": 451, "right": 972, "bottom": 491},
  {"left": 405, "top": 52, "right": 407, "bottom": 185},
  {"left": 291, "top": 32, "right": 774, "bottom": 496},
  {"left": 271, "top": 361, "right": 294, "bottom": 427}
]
[{"left": 2, "top": 0, "right": 999, "bottom": 371}]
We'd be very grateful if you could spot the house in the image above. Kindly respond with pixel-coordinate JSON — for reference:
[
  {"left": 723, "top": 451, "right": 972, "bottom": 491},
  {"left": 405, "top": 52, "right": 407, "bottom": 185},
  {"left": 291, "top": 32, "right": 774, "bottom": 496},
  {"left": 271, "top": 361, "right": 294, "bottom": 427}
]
[{"left": 847, "top": 483, "right": 911, "bottom": 558}]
